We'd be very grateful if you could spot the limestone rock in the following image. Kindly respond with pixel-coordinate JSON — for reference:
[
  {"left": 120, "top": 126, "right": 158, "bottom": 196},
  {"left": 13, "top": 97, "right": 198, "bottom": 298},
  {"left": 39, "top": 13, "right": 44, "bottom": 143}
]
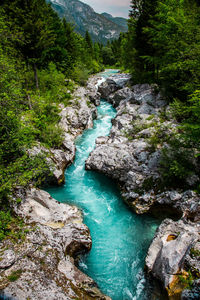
[
  {"left": 98, "top": 80, "right": 120, "bottom": 99},
  {"left": 87, "top": 75, "right": 200, "bottom": 221},
  {"left": 107, "top": 74, "right": 131, "bottom": 88},
  {"left": 0, "top": 250, "right": 16, "bottom": 269},
  {"left": 108, "top": 87, "right": 134, "bottom": 107},
  {"left": 146, "top": 219, "right": 200, "bottom": 297},
  {"left": 27, "top": 76, "right": 99, "bottom": 186},
  {"left": 98, "top": 73, "right": 131, "bottom": 99},
  {"left": 27, "top": 144, "right": 74, "bottom": 185},
  {"left": 14, "top": 188, "right": 82, "bottom": 226},
  {"left": 0, "top": 189, "right": 110, "bottom": 300},
  {"left": 132, "top": 83, "right": 167, "bottom": 108}
]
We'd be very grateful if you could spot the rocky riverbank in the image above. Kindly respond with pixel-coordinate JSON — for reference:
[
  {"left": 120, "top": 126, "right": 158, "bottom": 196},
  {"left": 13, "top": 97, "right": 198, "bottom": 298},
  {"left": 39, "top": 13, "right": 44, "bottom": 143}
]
[
  {"left": 0, "top": 76, "right": 111, "bottom": 300},
  {"left": 27, "top": 76, "right": 102, "bottom": 186},
  {"left": 0, "top": 188, "right": 110, "bottom": 300},
  {"left": 86, "top": 74, "right": 200, "bottom": 299}
]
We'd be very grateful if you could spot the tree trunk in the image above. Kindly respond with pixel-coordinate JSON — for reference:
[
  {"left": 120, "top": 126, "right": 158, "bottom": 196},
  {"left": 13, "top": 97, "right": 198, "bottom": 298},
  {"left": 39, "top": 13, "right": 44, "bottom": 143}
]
[{"left": 33, "top": 63, "right": 39, "bottom": 90}]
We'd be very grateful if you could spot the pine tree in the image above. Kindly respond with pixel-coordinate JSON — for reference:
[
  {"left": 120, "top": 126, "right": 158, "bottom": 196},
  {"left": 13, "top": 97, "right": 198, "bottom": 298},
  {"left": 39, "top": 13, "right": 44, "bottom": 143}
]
[{"left": 85, "top": 31, "right": 94, "bottom": 56}]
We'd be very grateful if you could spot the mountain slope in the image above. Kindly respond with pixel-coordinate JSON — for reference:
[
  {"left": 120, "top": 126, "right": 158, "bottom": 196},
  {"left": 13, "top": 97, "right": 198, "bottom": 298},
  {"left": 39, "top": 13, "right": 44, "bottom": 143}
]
[
  {"left": 48, "top": 0, "right": 127, "bottom": 44},
  {"left": 101, "top": 13, "right": 128, "bottom": 30}
]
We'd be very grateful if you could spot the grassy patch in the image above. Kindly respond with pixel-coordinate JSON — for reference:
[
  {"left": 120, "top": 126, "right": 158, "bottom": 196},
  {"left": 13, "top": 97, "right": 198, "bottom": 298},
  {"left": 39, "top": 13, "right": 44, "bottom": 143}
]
[{"left": 8, "top": 269, "right": 23, "bottom": 282}]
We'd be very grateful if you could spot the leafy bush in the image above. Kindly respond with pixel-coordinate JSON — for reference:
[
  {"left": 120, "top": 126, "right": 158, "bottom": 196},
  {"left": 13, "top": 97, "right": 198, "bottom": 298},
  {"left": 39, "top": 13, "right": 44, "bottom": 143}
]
[
  {"left": 0, "top": 211, "right": 12, "bottom": 241},
  {"left": 179, "top": 270, "right": 195, "bottom": 290},
  {"left": 0, "top": 154, "right": 51, "bottom": 202},
  {"left": 0, "top": 210, "right": 26, "bottom": 242},
  {"left": 72, "top": 65, "right": 89, "bottom": 86},
  {"left": 38, "top": 63, "right": 73, "bottom": 105},
  {"left": 160, "top": 144, "right": 195, "bottom": 188},
  {"left": 39, "top": 124, "right": 64, "bottom": 148}
]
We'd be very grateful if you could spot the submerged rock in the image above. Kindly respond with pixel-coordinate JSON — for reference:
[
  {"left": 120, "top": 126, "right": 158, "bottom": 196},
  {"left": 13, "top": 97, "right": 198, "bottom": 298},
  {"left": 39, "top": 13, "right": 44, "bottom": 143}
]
[{"left": 0, "top": 188, "right": 110, "bottom": 300}]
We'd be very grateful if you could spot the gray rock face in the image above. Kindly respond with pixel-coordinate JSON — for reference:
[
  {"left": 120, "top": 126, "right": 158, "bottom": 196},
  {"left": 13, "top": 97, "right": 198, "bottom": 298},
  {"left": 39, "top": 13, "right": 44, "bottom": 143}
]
[
  {"left": 98, "top": 73, "right": 131, "bottom": 99},
  {"left": 0, "top": 250, "right": 16, "bottom": 269},
  {"left": 146, "top": 219, "right": 200, "bottom": 286},
  {"left": 108, "top": 87, "right": 135, "bottom": 107},
  {"left": 87, "top": 76, "right": 200, "bottom": 220},
  {"left": 0, "top": 188, "right": 110, "bottom": 300},
  {"left": 28, "top": 77, "right": 99, "bottom": 185},
  {"left": 28, "top": 144, "right": 75, "bottom": 185},
  {"left": 14, "top": 188, "right": 83, "bottom": 226},
  {"left": 107, "top": 74, "right": 131, "bottom": 88},
  {"left": 146, "top": 219, "right": 200, "bottom": 298}
]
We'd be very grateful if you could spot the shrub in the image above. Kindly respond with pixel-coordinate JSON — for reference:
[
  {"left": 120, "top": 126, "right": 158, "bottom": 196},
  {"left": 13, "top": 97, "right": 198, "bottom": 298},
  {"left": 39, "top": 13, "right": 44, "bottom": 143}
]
[
  {"left": 7, "top": 270, "right": 23, "bottom": 282},
  {"left": 159, "top": 144, "right": 195, "bottom": 188},
  {"left": 39, "top": 124, "right": 64, "bottom": 148},
  {"left": 72, "top": 65, "right": 89, "bottom": 86},
  {"left": 0, "top": 211, "right": 12, "bottom": 241}
]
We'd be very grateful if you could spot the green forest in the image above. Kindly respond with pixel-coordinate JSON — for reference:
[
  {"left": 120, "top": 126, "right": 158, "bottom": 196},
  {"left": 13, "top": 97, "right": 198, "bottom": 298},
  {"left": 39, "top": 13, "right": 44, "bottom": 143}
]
[
  {"left": 0, "top": 0, "right": 200, "bottom": 239},
  {"left": 0, "top": 0, "right": 106, "bottom": 206},
  {"left": 110, "top": 0, "right": 200, "bottom": 189}
]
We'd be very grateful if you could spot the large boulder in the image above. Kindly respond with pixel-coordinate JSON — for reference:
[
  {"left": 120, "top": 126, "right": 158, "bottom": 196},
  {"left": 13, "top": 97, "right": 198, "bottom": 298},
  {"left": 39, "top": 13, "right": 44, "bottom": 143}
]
[
  {"left": 0, "top": 188, "right": 110, "bottom": 300},
  {"left": 108, "top": 87, "right": 135, "bottom": 107},
  {"left": 132, "top": 84, "right": 167, "bottom": 108},
  {"left": 107, "top": 74, "right": 131, "bottom": 88},
  {"left": 146, "top": 219, "right": 200, "bottom": 299},
  {"left": 27, "top": 144, "right": 74, "bottom": 185},
  {"left": 98, "top": 73, "right": 131, "bottom": 99}
]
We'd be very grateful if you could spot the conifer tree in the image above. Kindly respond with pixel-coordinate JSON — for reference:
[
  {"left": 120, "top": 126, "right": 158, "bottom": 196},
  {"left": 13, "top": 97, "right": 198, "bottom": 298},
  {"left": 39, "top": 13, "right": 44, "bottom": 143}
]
[{"left": 85, "top": 30, "right": 94, "bottom": 56}]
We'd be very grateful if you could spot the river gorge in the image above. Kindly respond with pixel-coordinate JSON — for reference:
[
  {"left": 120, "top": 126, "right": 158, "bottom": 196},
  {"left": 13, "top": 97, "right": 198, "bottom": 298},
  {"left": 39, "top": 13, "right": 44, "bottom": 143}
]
[
  {"left": 1, "top": 70, "right": 199, "bottom": 300},
  {"left": 46, "top": 70, "right": 160, "bottom": 300}
]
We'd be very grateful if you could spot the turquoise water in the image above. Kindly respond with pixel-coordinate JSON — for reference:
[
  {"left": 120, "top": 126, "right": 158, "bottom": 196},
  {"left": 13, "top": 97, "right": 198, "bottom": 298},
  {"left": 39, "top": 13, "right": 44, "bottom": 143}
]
[{"left": 46, "top": 70, "right": 160, "bottom": 300}]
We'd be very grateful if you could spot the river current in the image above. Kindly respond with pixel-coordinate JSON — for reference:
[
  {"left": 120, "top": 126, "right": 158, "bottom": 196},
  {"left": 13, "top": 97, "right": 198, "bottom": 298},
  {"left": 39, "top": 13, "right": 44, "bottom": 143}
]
[{"left": 47, "top": 70, "right": 160, "bottom": 300}]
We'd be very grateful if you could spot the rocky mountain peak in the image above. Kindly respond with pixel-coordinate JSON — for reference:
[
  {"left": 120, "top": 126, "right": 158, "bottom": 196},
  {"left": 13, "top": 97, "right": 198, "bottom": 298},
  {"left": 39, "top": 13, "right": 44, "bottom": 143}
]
[{"left": 48, "top": 0, "right": 128, "bottom": 44}]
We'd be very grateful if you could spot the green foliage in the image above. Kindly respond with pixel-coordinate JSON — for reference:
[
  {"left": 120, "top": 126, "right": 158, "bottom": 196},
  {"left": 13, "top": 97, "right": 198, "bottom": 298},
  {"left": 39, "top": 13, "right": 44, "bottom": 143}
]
[
  {"left": 72, "top": 65, "right": 90, "bottom": 86},
  {"left": 181, "top": 91, "right": 200, "bottom": 149},
  {"left": 102, "top": 47, "right": 115, "bottom": 66},
  {"left": 0, "top": 211, "right": 13, "bottom": 241},
  {"left": 160, "top": 144, "right": 195, "bottom": 188},
  {"left": 190, "top": 248, "right": 200, "bottom": 258},
  {"left": 39, "top": 124, "right": 64, "bottom": 148},
  {"left": 0, "top": 0, "right": 113, "bottom": 243},
  {"left": 37, "top": 63, "right": 72, "bottom": 104},
  {"left": 159, "top": 91, "right": 200, "bottom": 189},
  {"left": 179, "top": 270, "right": 195, "bottom": 290},
  {"left": 117, "top": 1, "right": 200, "bottom": 191},
  {"left": 0, "top": 154, "right": 51, "bottom": 202},
  {"left": 0, "top": 210, "right": 26, "bottom": 242},
  {"left": 7, "top": 270, "right": 23, "bottom": 282}
]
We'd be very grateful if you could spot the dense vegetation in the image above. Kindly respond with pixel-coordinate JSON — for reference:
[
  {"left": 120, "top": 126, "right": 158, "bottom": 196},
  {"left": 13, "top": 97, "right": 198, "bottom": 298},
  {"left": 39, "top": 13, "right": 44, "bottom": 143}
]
[
  {"left": 0, "top": 0, "right": 112, "bottom": 237},
  {"left": 1, "top": 0, "right": 200, "bottom": 238},
  {"left": 105, "top": 0, "right": 200, "bottom": 190}
]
